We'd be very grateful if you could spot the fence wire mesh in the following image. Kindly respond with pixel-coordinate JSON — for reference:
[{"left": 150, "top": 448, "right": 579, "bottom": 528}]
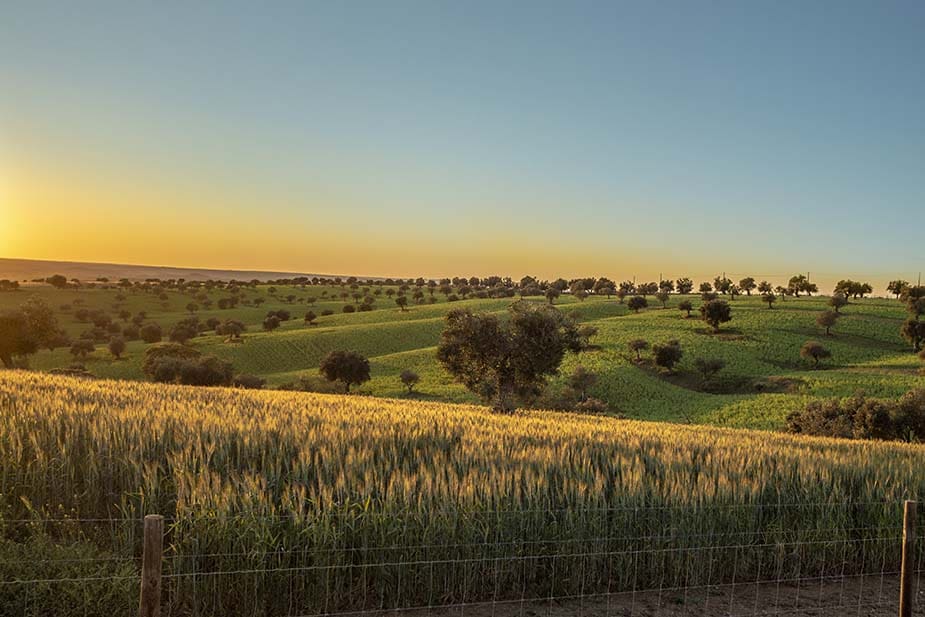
[{"left": 1, "top": 502, "right": 922, "bottom": 616}]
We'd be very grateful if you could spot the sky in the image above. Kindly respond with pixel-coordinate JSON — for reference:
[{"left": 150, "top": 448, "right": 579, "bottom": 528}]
[{"left": 2, "top": 1, "right": 924, "bottom": 289}]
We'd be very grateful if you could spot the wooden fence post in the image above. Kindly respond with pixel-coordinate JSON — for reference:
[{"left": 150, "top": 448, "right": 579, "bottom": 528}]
[
  {"left": 899, "top": 500, "right": 917, "bottom": 617},
  {"left": 139, "top": 514, "right": 164, "bottom": 617}
]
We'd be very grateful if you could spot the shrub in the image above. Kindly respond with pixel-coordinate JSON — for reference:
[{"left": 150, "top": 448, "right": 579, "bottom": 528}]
[
  {"left": 122, "top": 325, "right": 140, "bottom": 341},
  {"left": 141, "top": 343, "right": 202, "bottom": 378},
  {"left": 169, "top": 322, "right": 198, "bottom": 344},
  {"left": 627, "top": 296, "right": 647, "bottom": 313},
  {"left": 140, "top": 323, "right": 163, "bottom": 344},
  {"left": 653, "top": 340, "right": 683, "bottom": 373},
  {"left": 150, "top": 355, "right": 234, "bottom": 387},
  {"left": 233, "top": 374, "right": 266, "bottom": 390},
  {"left": 70, "top": 340, "right": 95, "bottom": 359},
  {"left": 787, "top": 389, "right": 925, "bottom": 442}
]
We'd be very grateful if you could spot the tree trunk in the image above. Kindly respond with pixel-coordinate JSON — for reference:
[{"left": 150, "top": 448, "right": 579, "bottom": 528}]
[
  {"left": 493, "top": 378, "right": 516, "bottom": 414},
  {"left": 0, "top": 352, "right": 12, "bottom": 369}
]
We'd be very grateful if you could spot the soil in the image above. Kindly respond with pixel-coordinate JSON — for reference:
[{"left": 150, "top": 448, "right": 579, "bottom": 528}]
[{"left": 385, "top": 574, "right": 922, "bottom": 617}]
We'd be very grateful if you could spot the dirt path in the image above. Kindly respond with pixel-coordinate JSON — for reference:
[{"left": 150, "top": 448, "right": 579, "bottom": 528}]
[{"left": 389, "top": 574, "right": 923, "bottom": 617}]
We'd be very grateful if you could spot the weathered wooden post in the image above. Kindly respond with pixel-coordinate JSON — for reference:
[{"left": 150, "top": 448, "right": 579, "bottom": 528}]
[
  {"left": 899, "top": 500, "right": 917, "bottom": 617},
  {"left": 139, "top": 514, "right": 164, "bottom": 617}
]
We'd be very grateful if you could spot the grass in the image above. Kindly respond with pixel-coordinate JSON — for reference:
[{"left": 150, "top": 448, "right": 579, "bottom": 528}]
[
  {"left": 0, "top": 371, "right": 922, "bottom": 615},
  {"left": 1, "top": 284, "right": 920, "bottom": 430}
]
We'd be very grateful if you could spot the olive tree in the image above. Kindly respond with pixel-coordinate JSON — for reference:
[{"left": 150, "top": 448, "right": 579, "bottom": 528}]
[
  {"left": 436, "top": 301, "right": 581, "bottom": 413},
  {"left": 801, "top": 340, "right": 831, "bottom": 369},
  {"left": 816, "top": 310, "right": 839, "bottom": 336},
  {"left": 400, "top": 369, "right": 420, "bottom": 393},
  {"left": 700, "top": 299, "right": 732, "bottom": 333},
  {"left": 319, "top": 350, "right": 371, "bottom": 393}
]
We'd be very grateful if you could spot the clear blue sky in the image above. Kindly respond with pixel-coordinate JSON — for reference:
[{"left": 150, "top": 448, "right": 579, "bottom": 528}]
[{"left": 2, "top": 1, "right": 923, "bottom": 287}]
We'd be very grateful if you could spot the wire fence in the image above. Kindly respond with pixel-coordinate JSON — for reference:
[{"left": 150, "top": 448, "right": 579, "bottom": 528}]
[{"left": 1, "top": 501, "right": 922, "bottom": 617}]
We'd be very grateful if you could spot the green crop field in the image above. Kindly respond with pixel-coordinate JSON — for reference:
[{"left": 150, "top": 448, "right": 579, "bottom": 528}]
[{"left": 0, "top": 283, "right": 920, "bottom": 430}]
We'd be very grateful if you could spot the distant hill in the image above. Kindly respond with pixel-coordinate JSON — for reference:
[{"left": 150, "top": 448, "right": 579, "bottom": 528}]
[{"left": 0, "top": 257, "right": 344, "bottom": 282}]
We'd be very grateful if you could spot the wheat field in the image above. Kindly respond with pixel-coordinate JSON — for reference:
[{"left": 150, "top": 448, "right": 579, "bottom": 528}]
[{"left": 1, "top": 371, "right": 922, "bottom": 615}]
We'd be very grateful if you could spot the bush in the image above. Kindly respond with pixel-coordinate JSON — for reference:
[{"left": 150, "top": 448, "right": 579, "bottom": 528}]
[
  {"left": 70, "top": 340, "right": 95, "bottom": 359},
  {"left": 653, "top": 340, "right": 683, "bottom": 373},
  {"left": 627, "top": 296, "right": 647, "bottom": 313},
  {"left": 142, "top": 343, "right": 202, "bottom": 378},
  {"left": 150, "top": 355, "right": 234, "bottom": 386},
  {"left": 140, "top": 323, "right": 163, "bottom": 344},
  {"left": 343, "top": 304, "right": 356, "bottom": 313},
  {"left": 122, "top": 325, "right": 140, "bottom": 341},
  {"left": 787, "top": 389, "right": 925, "bottom": 442},
  {"left": 233, "top": 374, "right": 266, "bottom": 389},
  {"left": 169, "top": 322, "right": 198, "bottom": 344}
]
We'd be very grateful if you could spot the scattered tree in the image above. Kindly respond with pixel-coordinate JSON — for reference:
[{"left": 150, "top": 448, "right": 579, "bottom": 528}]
[
  {"left": 400, "top": 369, "right": 420, "bottom": 393},
  {"left": 700, "top": 299, "right": 732, "bottom": 333},
  {"left": 887, "top": 280, "right": 909, "bottom": 299},
  {"left": 139, "top": 323, "right": 163, "bottom": 344},
  {"left": 761, "top": 293, "right": 777, "bottom": 309},
  {"left": 828, "top": 294, "right": 848, "bottom": 313},
  {"left": 70, "top": 340, "right": 95, "bottom": 360},
  {"left": 800, "top": 340, "right": 831, "bottom": 369},
  {"left": 107, "top": 336, "right": 126, "bottom": 359},
  {"left": 319, "top": 350, "right": 371, "bottom": 393},
  {"left": 566, "top": 365, "right": 597, "bottom": 401},
  {"left": 678, "top": 299, "right": 693, "bottom": 317},
  {"left": 816, "top": 310, "right": 839, "bottom": 336},
  {"left": 628, "top": 338, "right": 649, "bottom": 360},
  {"left": 627, "top": 296, "right": 648, "bottom": 313},
  {"left": 653, "top": 340, "right": 683, "bottom": 374},
  {"left": 738, "top": 277, "right": 756, "bottom": 295},
  {"left": 901, "top": 318, "right": 925, "bottom": 352},
  {"left": 436, "top": 301, "right": 581, "bottom": 412}
]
